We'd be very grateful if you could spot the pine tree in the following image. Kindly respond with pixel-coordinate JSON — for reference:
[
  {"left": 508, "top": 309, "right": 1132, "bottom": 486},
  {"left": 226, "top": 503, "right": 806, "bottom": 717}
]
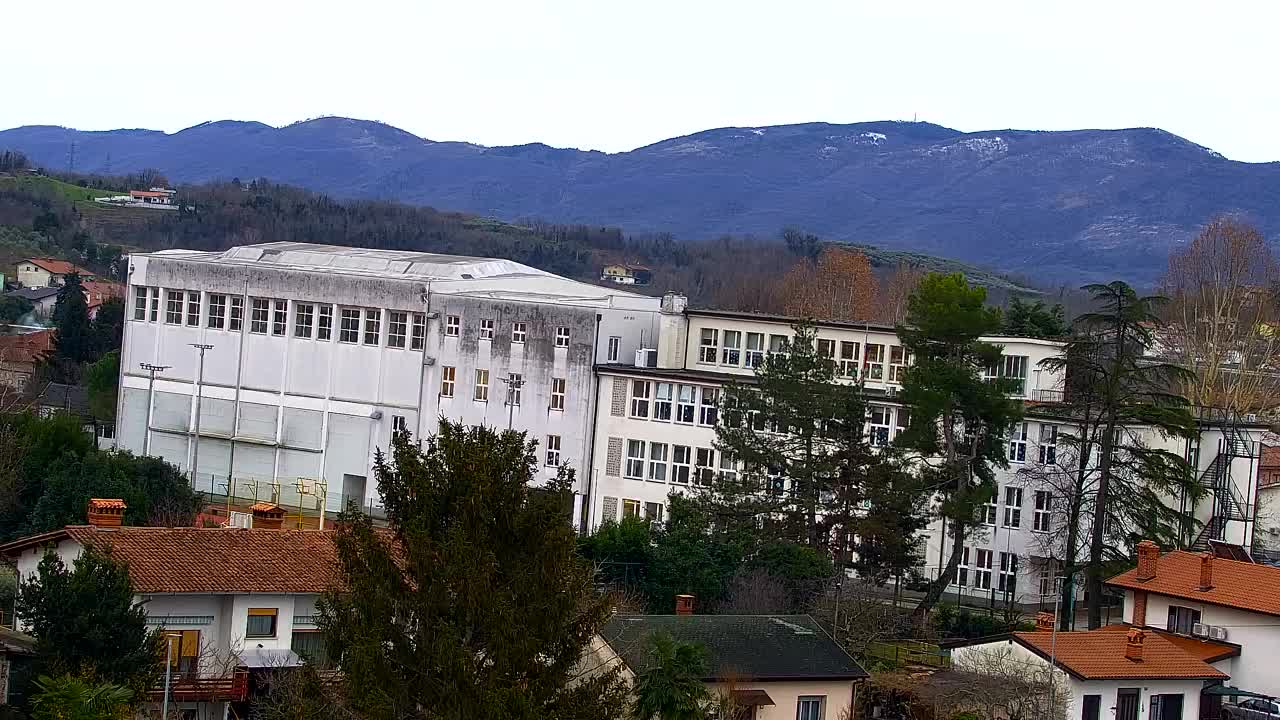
[
  {"left": 895, "top": 273, "right": 1023, "bottom": 618},
  {"left": 318, "top": 424, "right": 629, "bottom": 720},
  {"left": 630, "top": 634, "right": 710, "bottom": 720},
  {"left": 52, "top": 272, "right": 93, "bottom": 365}
]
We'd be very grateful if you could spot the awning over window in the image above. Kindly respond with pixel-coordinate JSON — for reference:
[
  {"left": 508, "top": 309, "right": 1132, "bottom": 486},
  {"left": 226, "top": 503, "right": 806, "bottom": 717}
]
[
  {"left": 731, "top": 689, "right": 775, "bottom": 707},
  {"left": 1203, "top": 685, "right": 1274, "bottom": 700}
]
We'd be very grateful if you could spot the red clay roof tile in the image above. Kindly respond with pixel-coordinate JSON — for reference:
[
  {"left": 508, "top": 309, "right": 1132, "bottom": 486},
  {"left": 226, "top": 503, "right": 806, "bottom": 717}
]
[
  {"left": 1107, "top": 549, "right": 1280, "bottom": 618},
  {"left": 1012, "top": 625, "right": 1228, "bottom": 680}
]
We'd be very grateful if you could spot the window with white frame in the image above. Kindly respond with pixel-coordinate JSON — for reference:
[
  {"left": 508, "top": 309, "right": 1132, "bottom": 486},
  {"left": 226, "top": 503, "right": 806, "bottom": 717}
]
[
  {"left": 294, "top": 303, "right": 314, "bottom": 338},
  {"left": 1038, "top": 560, "right": 1063, "bottom": 597},
  {"left": 768, "top": 334, "right": 789, "bottom": 355},
  {"left": 889, "top": 346, "right": 911, "bottom": 383},
  {"left": 1002, "top": 486, "right": 1022, "bottom": 528},
  {"left": 392, "top": 415, "right": 407, "bottom": 433},
  {"left": 894, "top": 408, "right": 910, "bottom": 440},
  {"left": 698, "top": 387, "right": 719, "bottom": 426},
  {"left": 625, "top": 440, "right": 646, "bottom": 479},
  {"left": 339, "top": 308, "right": 360, "bottom": 343},
  {"left": 316, "top": 304, "right": 331, "bottom": 340},
  {"left": 440, "top": 366, "right": 455, "bottom": 397},
  {"left": 250, "top": 297, "right": 269, "bottom": 333},
  {"left": 745, "top": 333, "right": 765, "bottom": 367},
  {"left": 797, "top": 696, "right": 826, "bottom": 720},
  {"left": 208, "top": 294, "right": 227, "bottom": 329},
  {"left": 718, "top": 452, "right": 737, "bottom": 483},
  {"left": 675, "top": 385, "right": 696, "bottom": 423},
  {"left": 1033, "top": 490, "right": 1053, "bottom": 532},
  {"left": 644, "top": 502, "right": 664, "bottom": 523},
  {"left": 698, "top": 328, "right": 718, "bottom": 363},
  {"left": 133, "top": 287, "right": 148, "bottom": 320},
  {"left": 868, "top": 405, "right": 892, "bottom": 447},
  {"left": 1008, "top": 422, "right": 1028, "bottom": 462},
  {"left": 511, "top": 322, "right": 526, "bottom": 343},
  {"left": 630, "top": 380, "right": 651, "bottom": 418},
  {"left": 653, "top": 382, "right": 673, "bottom": 421},
  {"left": 954, "top": 546, "right": 971, "bottom": 586},
  {"left": 974, "top": 549, "right": 993, "bottom": 590},
  {"left": 506, "top": 373, "right": 522, "bottom": 406},
  {"left": 998, "top": 552, "right": 1017, "bottom": 593},
  {"left": 149, "top": 288, "right": 160, "bottom": 321},
  {"left": 387, "top": 311, "right": 407, "bottom": 348},
  {"left": 545, "top": 435, "right": 561, "bottom": 467},
  {"left": 410, "top": 313, "right": 425, "bottom": 350},
  {"left": 165, "top": 290, "right": 183, "bottom": 324},
  {"left": 550, "top": 377, "right": 565, "bottom": 411},
  {"left": 721, "top": 330, "right": 742, "bottom": 365},
  {"left": 863, "top": 343, "right": 885, "bottom": 380},
  {"left": 272, "top": 299, "right": 287, "bottom": 336},
  {"left": 983, "top": 494, "right": 997, "bottom": 526},
  {"left": 363, "top": 309, "right": 381, "bottom": 345},
  {"left": 839, "top": 341, "right": 859, "bottom": 378},
  {"left": 672, "top": 445, "right": 692, "bottom": 484},
  {"left": 555, "top": 326, "right": 570, "bottom": 348},
  {"left": 1038, "top": 424, "right": 1058, "bottom": 465},
  {"left": 985, "top": 355, "right": 1029, "bottom": 396},
  {"left": 695, "top": 448, "right": 715, "bottom": 486},
  {"left": 186, "top": 291, "right": 200, "bottom": 326},
  {"left": 607, "top": 336, "right": 621, "bottom": 362},
  {"left": 817, "top": 339, "right": 836, "bottom": 366},
  {"left": 445, "top": 315, "right": 460, "bottom": 337},
  {"left": 622, "top": 499, "right": 641, "bottom": 518},
  {"left": 648, "top": 442, "right": 668, "bottom": 482},
  {"left": 474, "top": 369, "right": 489, "bottom": 402},
  {"left": 479, "top": 318, "right": 494, "bottom": 340}
]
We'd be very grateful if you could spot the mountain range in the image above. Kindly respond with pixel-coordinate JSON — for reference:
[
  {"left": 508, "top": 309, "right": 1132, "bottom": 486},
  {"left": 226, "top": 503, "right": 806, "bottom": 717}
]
[{"left": 4, "top": 117, "right": 1279, "bottom": 284}]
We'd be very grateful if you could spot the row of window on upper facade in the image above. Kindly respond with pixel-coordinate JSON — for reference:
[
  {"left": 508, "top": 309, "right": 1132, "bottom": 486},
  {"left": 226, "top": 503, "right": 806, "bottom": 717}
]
[
  {"left": 131, "top": 288, "right": 575, "bottom": 349},
  {"left": 437, "top": 366, "right": 569, "bottom": 412}
]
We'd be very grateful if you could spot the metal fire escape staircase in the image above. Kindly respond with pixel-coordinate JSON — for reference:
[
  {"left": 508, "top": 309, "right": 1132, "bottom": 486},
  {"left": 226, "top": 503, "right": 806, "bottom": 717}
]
[{"left": 1189, "top": 410, "right": 1258, "bottom": 551}]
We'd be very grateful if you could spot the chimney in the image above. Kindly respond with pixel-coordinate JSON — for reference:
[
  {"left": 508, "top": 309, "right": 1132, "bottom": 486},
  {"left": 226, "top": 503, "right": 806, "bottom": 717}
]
[
  {"left": 86, "top": 498, "right": 126, "bottom": 527},
  {"left": 1199, "top": 553, "right": 1215, "bottom": 590},
  {"left": 1136, "top": 540, "right": 1160, "bottom": 581},
  {"left": 1035, "top": 612, "right": 1055, "bottom": 632},
  {"left": 1132, "top": 590, "right": 1148, "bottom": 627},
  {"left": 250, "top": 502, "right": 285, "bottom": 530},
  {"left": 1124, "top": 628, "right": 1145, "bottom": 662},
  {"left": 675, "top": 594, "right": 695, "bottom": 616}
]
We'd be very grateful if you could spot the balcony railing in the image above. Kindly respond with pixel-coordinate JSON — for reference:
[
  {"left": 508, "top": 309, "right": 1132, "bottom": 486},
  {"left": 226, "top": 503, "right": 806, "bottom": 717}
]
[
  {"left": 151, "top": 671, "right": 249, "bottom": 703},
  {"left": 1034, "top": 389, "right": 1065, "bottom": 403}
]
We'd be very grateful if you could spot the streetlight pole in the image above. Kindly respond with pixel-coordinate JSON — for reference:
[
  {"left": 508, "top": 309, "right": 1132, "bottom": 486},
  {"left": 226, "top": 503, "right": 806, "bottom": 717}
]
[
  {"left": 161, "top": 632, "right": 177, "bottom": 720},
  {"left": 139, "top": 363, "right": 170, "bottom": 456},
  {"left": 189, "top": 344, "right": 213, "bottom": 485},
  {"left": 502, "top": 375, "right": 524, "bottom": 431},
  {"left": 1047, "top": 574, "right": 1066, "bottom": 715}
]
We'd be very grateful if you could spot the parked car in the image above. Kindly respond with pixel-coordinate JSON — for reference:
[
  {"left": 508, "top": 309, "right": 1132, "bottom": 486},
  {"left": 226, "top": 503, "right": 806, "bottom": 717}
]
[{"left": 1224, "top": 698, "right": 1280, "bottom": 720}]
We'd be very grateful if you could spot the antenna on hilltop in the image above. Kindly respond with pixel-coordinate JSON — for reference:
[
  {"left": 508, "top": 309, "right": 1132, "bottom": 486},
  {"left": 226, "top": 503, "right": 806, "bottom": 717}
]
[{"left": 67, "top": 141, "right": 77, "bottom": 172}]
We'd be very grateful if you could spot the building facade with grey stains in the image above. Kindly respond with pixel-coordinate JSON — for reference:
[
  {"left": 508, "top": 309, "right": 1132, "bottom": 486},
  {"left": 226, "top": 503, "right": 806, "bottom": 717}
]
[{"left": 117, "top": 242, "right": 665, "bottom": 522}]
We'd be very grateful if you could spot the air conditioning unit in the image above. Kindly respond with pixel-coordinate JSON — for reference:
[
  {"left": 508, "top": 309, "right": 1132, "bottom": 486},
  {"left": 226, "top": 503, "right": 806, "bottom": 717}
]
[
  {"left": 228, "top": 511, "right": 252, "bottom": 529},
  {"left": 423, "top": 356, "right": 436, "bottom": 366},
  {"left": 635, "top": 348, "right": 657, "bottom": 368},
  {"left": 1192, "top": 623, "right": 1209, "bottom": 638},
  {"left": 1208, "top": 625, "right": 1229, "bottom": 641}
]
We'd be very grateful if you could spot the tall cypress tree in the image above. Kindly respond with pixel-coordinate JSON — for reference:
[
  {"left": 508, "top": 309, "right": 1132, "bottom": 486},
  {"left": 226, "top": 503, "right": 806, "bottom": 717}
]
[
  {"left": 319, "top": 425, "right": 629, "bottom": 720},
  {"left": 52, "top": 272, "right": 93, "bottom": 365}
]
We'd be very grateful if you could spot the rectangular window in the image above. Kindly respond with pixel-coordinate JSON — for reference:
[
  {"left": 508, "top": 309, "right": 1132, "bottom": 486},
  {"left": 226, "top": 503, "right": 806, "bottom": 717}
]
[
  {"left": 445, "top": 315, "right": 460, "bottom": 337},
  {"left": 1166, "top": 605, "right": 1201, "bottom": 635},
  {"left": 974, "top": 549, "right": 993, "bottom": 590},
  {"left": 148, "top": 287, "right": 159, "bottom": 321},
  {"left": 745, "top": 333, "right": 765, "bottom": 368},
  {"left": 622, "top": 499, "right": 641, "bottom": 519},
  {"left": 645, "top": 502, "right": 664, "bottom": 523},
  {"left": 1038, "top": 424, "right": 1058, "bottom": 465},
  {"left": 998, "top": 552, "right": 1018, "bottom": 593},
  {"left": 674, "top": 385, "right": 696, "bottom": 424},
  {"left": 363, "top": 309, "right": 381, "bottom": 345},
  {"left": 718, "top": 453, "right": 738, "bottom": 483},
  {"left": 721, "top": 330, "right": 741, "bottom": 365},
  {"left": 769, "top": 334, "right": 790, "bottom": 354},
  {"left": 512, "top": 322, "right": 527, "bottom": 343},
  {"left": 387, "top": 311, "right": 407, "bottom": 348},
  {"left": 246, "top": 608, "right": 278, "bottom": 638},
  {"left": 291, "top": 631, "right": 329, "bottom": 669},
  {"left": 672, "top": 445, "right": 692, "bottom": 485},
  {"left": 250, "top": 297, "right": 269, "bottom": 333},
  {"left": 550, "top": 377, "right": 566, "bottom": 411},
  {"left": 863, "top": 343, "right": 885, "bottom": 380},
  {"left": 165, "top": 290, "right": 183, "bottom": 324},
  {"left": 207, "top": 294, "right": 227, "bottom": 329},
  {"left": 294, "top": 303, "right": 314, "bottom": 338},
  {"left": 983, "top": 494, "right": 997, "bottom": 526},
  {"left": 839, "top": 341, "right": 859, "bottom": 378},
  {"left": 316, "top": 304, "right": 331, "bottom": 340},
  {"left": 797, "top": 696, "right": 826, "bottom": 720},
  {"left": 555, "top": 326, "right": 570, "bottom": 348},
  {"left": 653, "top": 382, "right": 673, "bottom": 421},
  {"left": 1003, "top": 486, "right": 1023, "bottom": 528},
  {"left": 986, "top": 355, "right": 1029, "bottom": 396},
  {"left": 392, "top": 415, "right": 407, "bottom": 433},
  {"left": 630, "top": 380, "right": 651, "bottom": 418},
  {"left": 186, "top": 291, "right": 200, "bottom": 326},
  {"left": 607, "top": 336, "right": 621, "bottom": 362},
  {"left": 648, "top": 442, "right": 668, "bottom": 482},
  {"left": 1033, "top": 491, "right": 1053, "bottom": 532},
  {"left": 133, "top": 286, "right": 148, "bottom": 320},
  {"left": 507, "top": 373, "right": 522, "bottom": 406},
  {"left": 955, "top": 546, "right": 970, "bottom": 587},
  {"left": 868, "top": 405, "right": 892, "bottom": 447},
  {"left": 1082, "top": 695, "right": 1101, "bottom": 720},
  {"left": 889, "top": 346, "right": 911, "bottom": 383},
  {"left": 229, "top": 297, "right": 243, "bottom": 331},
  {"left": 546, "top": 435, "right": 561, "bottom": 467},
  {"left": 1008, "top": 422, "right": 1028, "bottom": 463},
  {"left": 440, "top": 366, "right": 455, "bottom": 397},
  {"left": 695, "top": 448, "right": 716, "bottom": 486},
  {"left": 339, "top": 308, "right": 360, "bottom": 343},
  {"left": 625, "top": 440, "right": 646, "bottom": 479},
  {"left": 167, "top": 629, "right": 201, "bottom": 675},
  {"left": 698, "top": 387, "right": 719, "bottom": 426},
  {"left": 272, "top": 299, "right": 287, "bottom": 335},
  {"left": 474, "top": 369, "right": 489, "bottom": 402},
  {"left": 817, "top": 338, "right": 836, "bottom": 363},
  {"left": 698, "top": 328, "right": 719, "bottom": 364},
  {"left": 410, "top": 313, "right": 425, "bottom": 350},
  {"left": 479, "top": 318, "right": 494, "bottom": 340}
]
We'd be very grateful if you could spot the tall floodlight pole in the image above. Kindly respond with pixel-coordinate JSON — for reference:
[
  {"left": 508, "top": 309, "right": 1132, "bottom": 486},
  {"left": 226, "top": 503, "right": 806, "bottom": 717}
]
[
  {"left": 1047, "top": 575, "right": 1067, "bottom": 715},
  {"left": 139, "top": 363, "right": 170, "bottom": 456},
  {"left": 502, "top": 375, "right": 524, "bottom": 431},
  {"left": 189, "top": 345, "right": 214, "bottom": 484}
]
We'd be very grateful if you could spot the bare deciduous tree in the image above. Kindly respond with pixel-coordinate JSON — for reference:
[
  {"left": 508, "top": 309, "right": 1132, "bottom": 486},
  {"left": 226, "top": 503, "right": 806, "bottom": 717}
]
[{"left": 780, "top": 247, "right": 880, "bottom": 322}]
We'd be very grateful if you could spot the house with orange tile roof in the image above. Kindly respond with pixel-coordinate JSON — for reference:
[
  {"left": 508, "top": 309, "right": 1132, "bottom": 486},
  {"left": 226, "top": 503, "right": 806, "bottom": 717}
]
[
  {"left": 0, "top": 500, "right": 341, "bottom": 718},
  {"left": 15, "top": 257, "right": 95, "bottom": 288}
]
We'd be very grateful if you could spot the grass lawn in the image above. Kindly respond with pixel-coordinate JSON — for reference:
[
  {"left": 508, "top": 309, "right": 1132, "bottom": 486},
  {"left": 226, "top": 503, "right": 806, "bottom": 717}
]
[{"left": 0, "top": 174, "right": 124, "bottom": 203}]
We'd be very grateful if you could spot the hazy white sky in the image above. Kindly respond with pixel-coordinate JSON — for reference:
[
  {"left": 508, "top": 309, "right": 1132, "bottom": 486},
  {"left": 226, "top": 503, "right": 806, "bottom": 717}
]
[{"left": 6, "top": 1, "right": 1277, "bottom": 161}]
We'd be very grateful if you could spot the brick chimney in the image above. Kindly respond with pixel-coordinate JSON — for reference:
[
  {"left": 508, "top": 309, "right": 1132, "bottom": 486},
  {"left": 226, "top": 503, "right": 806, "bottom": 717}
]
[
  {"left": 1035, "top": 612, "right": 1055, "bottom": 632},
  {"left": 250, "top": 502, "right": 285, "bottom": 530},
  {"left": 675, "top": 594, "right": 695, "bottom": 616},
  {"left": 1132, "top": 591, "right": 1148, "bottom": 627},
  {"left": 86, "top": 498, "right": 126, "bottom": 527},
  {"left": 1136, "top": 540, "right": 1160, "bottom": 581},
  {"left": 1125, "top": 628, "right": 1145, "bottom": 662},
  {"left": 1199, "top": 553, "right": 1215, "bottom": 590}
]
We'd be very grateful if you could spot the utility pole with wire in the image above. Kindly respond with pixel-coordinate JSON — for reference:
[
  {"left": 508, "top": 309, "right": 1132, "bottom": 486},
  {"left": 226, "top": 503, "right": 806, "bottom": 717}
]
[
  {"left": 139, "top": 362, "right": 170, "bottom": 456},
  {"left": 501, "top": 374, "right": 524, "bottom": 431},
  {"left": 189, "top": 344, "right": 213, "bottom": 485}
]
